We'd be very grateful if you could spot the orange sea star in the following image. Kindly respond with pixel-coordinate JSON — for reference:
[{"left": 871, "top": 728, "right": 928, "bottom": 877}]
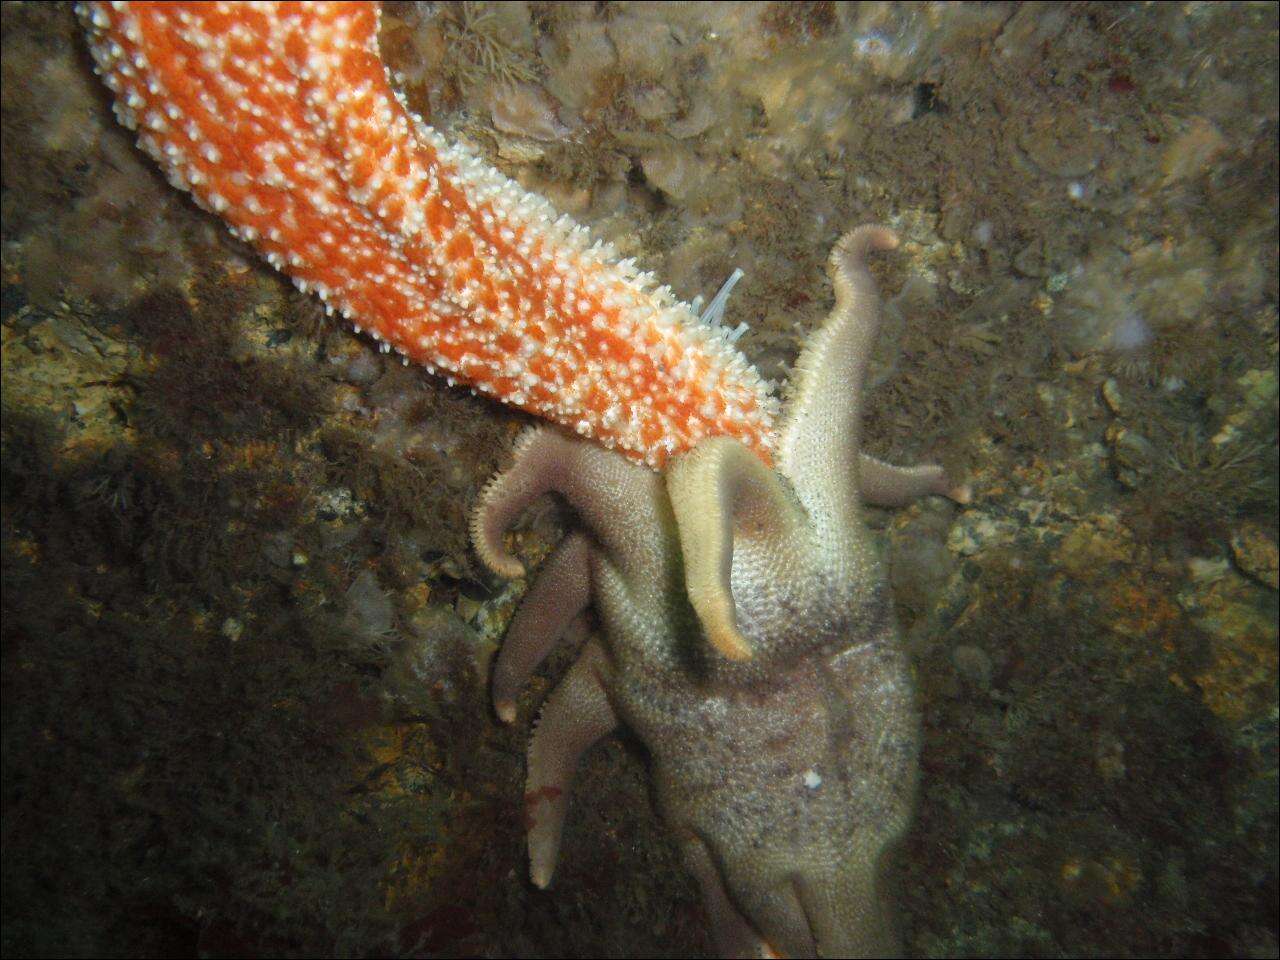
[{"left": 78, "top": 0, "right": 777, "bottom": 469}]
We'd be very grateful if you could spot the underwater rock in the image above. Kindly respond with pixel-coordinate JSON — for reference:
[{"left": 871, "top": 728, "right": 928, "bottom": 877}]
[{"left": 1231, "top": 524, "right": 1279, "bottom": 591}]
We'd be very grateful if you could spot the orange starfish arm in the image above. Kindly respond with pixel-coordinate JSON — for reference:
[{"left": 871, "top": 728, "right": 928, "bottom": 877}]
[{"left": 79, "top": 0, "right": 777, "bottom": 468}]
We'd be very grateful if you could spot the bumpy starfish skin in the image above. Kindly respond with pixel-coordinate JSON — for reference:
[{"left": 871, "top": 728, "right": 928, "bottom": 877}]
[
  {"left": 77, "top": 1, "right": 776, "bottom": 469},
  {"left": 475, "top": 227, "right": 966, "bottom": 958}
]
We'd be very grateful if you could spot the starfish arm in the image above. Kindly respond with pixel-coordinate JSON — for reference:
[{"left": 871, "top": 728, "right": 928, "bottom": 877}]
[
  {"left": 78, "top": 3, "right": 777, "bottom": 469},
  {"left": 793, "top": 867, "right": 902, "bottom": 959},
  {"left": 491, "top": 531, "right": 592, "bottom": 724},
  {"left": 747, "top": 885, "right": 819, "bottom": 960},
  {"left": 857, "top": 453, "right": 970, "bottom": 507},
  {"left": 524, "top": 639, "right": 617, "bottom": 889},
  {"left": 473, "top": 428, "right": 558, "bottom": 579},
  {"left": 778, "top": 226, "right": 900, "bottom": 546},
  {"left": 680, "top": 837, "right": 774, "bottom": 960},
  {"left": 666, "top": 437, "right": 807, "bottom": 661},
  {"left": 472, "top": 427, "right": 668, "bottom": 581}
]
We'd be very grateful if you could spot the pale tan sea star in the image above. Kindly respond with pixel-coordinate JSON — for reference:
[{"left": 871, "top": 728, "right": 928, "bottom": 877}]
[{"left": 474, "top": 226, "right": 968, "bottom": 958}]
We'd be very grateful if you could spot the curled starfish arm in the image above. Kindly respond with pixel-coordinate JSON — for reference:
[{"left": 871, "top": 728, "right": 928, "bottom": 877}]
[
  {"left": 472, "top": 427, "right": 667, "bottom": 581},
  {"left": 666, "top": 437, "right": 807, "bottom": 661},
  {"left": 473, "top": 428, "right": 559, "bottom": 579},
  {"left": 857, "top": 453, "right": 970, "bottom": 507},
  {"left": 524, "top": 639, "right": 617, "bottom": 889},
  {"left": 491, "top": 531, "right": 592, "bottom": 724},
  {"left": 779, "top": 226, "right": 900, "bottom": 546}
]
